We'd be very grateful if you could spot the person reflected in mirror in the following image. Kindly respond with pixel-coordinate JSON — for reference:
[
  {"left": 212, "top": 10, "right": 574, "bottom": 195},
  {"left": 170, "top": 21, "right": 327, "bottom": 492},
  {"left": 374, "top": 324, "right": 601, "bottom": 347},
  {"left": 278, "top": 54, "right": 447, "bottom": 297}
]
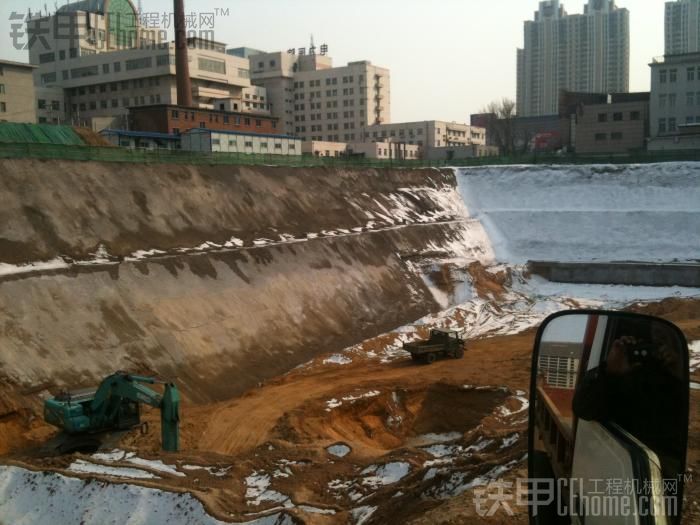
[{"left": 572, "top": 323, "right": 685, "bottom": 482}]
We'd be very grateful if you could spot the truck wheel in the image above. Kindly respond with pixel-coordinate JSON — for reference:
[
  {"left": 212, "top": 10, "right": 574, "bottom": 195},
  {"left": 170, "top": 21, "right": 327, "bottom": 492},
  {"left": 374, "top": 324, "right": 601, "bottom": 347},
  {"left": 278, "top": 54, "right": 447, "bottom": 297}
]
[
  {"left": 455, "top": 348, "right": 464, "bottom": 359},
  {"left": 425, "top": 353, "right": 437, "bottom": 364}
]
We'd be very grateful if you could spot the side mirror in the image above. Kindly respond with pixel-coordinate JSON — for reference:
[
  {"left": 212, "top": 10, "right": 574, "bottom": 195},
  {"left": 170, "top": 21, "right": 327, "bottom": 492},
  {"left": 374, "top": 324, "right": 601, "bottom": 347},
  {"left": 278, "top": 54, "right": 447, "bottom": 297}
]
[{"left": 529, "top": 310, "right": 690, "bottom": 524}]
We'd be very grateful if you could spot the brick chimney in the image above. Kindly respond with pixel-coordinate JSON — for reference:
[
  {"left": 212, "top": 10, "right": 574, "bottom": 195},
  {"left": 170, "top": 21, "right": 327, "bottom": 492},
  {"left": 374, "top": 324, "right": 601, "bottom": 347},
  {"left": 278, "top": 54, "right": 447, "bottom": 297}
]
[{"left": 174, "top": 0, "right": 193, "bottom": 106}]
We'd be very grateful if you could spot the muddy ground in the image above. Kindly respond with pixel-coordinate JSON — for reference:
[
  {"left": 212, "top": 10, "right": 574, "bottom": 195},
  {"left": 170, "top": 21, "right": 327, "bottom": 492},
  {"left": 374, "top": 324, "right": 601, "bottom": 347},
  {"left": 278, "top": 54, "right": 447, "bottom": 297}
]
[{"left": 4, "top": 295, "right": 699, "bottom": 524}]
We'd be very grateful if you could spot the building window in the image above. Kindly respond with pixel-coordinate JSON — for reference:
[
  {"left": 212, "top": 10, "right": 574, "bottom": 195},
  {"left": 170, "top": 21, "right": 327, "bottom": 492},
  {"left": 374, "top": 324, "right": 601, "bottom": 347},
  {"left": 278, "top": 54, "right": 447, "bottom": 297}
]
[
  {"left": 687, "top": 116, "right": 695, "bottom": 124},
  {"left": 688, "top": 68, "right": 695, "bottom": 82},
  {"left": 669, "top": 117, "right": 677, "bottom": 131},
  {"left": 39, "top": 52, "right": 55, "bottom": 63},
  {"left": 611, "top": 132, "right": 623, "bottom": 140},
  {"left": 38, "top": 99, "right": 46, "bottom": 109},
  {"left": 198, "top": 57, "right": 226, "bottom": 74},
  {"left": 613, "top": 112, "right": 623, "bottom": 121},
  {"left": 244, "top": 118, "right": 251, "bottom": 126},
  {"left": 172, "top": 110, "right": 179, "bottom": 118},
  {"left": 669, "top": 94, "right": 677, "bottom": 107},
  {"left": 41, "top": 73, "right": 57, "bottom": 85},
  {"left": 89, "top": 101, "right": 96, "bottom": 110},
  {"left": 103, "top": 63, "right": 110, "bottom": 74},
  {"left": 51, "top": 100, "right": 60, "bottom": 110},
  {"left": 126, "top": 57, "right": 152, "bottom": 70},
  {"left": 69, "top": 48, "right": 78, "bottom": 58},
  {"left": 660, "top": 70, "right": 667, "bottom": 83},
  {"left": 659, "top": 94, "right": 667, "bottom": 108},
  {"left": 70, "top": 66, "right": 98, "bottom": 79},
  {"left": 245, "top": 141, "right": 253, "bottom": 147},
  {"left": 59, "top": 50, "right": 66, "bottom": 60},
  {"left": 156, "top": 54, "right": 175, "bottom": 66},
  {"left": 114, "top": 62, "right": 121, "bottom": 72},
  {"left": 670, "top": 69, "right": 677, "bottom": 82},
  {"left": 688, "top": 92, "right": 695, "bottom": 106},
  {"left": 100, "top": 100, "right": 107, "bottom": 109},
  {"left": 594, "top": 133, "right": 607, "bottom": 141},
  {"left": 200, "top": 122, "right": 206, "bottom": 128},
  {"left": 172, "top": 128, "right": 180, "bottom": 134},
  {"left": 597, "top": 113, "right": 607, "bottom": 123}
]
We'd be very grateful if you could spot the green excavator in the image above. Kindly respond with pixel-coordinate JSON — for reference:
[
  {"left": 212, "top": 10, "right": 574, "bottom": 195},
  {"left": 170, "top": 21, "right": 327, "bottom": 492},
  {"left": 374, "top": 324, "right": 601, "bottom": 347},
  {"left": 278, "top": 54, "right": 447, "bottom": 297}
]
[{"left": 44, "top": 372, "right": 180, "bottom": 453}]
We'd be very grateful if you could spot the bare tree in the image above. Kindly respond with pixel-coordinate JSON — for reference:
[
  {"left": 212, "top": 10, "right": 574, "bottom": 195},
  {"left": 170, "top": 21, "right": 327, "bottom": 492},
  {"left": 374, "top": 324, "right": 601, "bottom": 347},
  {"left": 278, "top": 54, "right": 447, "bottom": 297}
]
[{"left": 479, "top": 98, "right": 517, "bottom": 155}]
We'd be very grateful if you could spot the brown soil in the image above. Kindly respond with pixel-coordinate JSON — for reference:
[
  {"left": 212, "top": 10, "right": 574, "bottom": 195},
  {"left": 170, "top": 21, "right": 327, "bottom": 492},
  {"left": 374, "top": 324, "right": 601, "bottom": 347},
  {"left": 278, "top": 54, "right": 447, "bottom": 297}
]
[
  {"left": 72, "top": 127, "right": 113, "bottom": 147},
  {"left": 3, "top": 296, "right": 699, "bottom": 524}
]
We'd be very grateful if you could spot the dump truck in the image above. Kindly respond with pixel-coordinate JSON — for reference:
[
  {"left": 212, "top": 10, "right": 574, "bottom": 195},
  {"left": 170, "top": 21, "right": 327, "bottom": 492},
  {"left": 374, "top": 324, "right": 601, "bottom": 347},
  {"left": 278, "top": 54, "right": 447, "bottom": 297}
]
[
  {"left": 403, "top": 328, "right": 466, "bottom": 364},
  {"left": 44, "top": 371, "right": 180, "bottom": 453}
]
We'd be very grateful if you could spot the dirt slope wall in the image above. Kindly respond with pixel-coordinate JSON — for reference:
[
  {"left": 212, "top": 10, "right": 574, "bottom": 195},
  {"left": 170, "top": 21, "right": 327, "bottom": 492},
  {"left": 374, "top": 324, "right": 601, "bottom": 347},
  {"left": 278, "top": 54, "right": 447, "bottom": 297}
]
[
  {"left": 0, "top": 160, "right": 455, "bottom": 264},
  {"left": 0, "top": 161, "right": 467, "bottom": 415}
]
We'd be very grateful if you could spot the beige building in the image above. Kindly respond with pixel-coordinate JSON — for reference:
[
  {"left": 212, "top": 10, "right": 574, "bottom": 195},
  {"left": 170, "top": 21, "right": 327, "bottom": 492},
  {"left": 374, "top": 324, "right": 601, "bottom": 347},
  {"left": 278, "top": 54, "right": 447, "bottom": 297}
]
[
  {"left": 27, "top": 0, "right": 266, "bottom": 129},
  {"left": 0, "top": 60, "right": 37, "bottom": 123},
  {"left": 302, "top": 140, "right": 348, "bottom": 157},
  {"left": 247, "top": 51, "right": 390, "bottom": 141},
  {"left": 517, "top": 0, "right": 630, "bottom": 117},
  {"left": 363, "top": 120, "right": 486, "bottom": 149},
  {"left": 302, "top": 140, "right": 420, "bottom": 160},
  {"left": 572, "top": 94, "right": 649, "bottom": 154}
]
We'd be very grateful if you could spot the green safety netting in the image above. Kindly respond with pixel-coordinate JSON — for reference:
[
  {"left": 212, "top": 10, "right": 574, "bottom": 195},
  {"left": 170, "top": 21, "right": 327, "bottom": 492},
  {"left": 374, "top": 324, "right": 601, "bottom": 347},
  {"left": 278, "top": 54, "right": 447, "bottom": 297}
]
[{"left": 0, "top": 123, "right": 84, "bottom": 145}]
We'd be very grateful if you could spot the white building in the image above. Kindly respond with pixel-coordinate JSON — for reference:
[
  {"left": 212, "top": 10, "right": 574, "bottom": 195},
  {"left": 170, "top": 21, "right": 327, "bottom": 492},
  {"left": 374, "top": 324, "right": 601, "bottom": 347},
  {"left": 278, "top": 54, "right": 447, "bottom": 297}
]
[
  {"left": 27, "top": 0, "right": 267, "bottom": 129},
  {"left": 517, "top": 0, "right": 630, "bottom": 117},
  {"left": 649, "top": 52, "right": 700, "bottom": 148},
  {"left": 182, "top": 128, "right": 301, "bottom": 156},
  {"left": 665, "top": 0, "right": 700, "bottom": 55},
  {"left": 246, "top": 50, "right": 390, "bottom": 141},
  {"left": 362, "top": 120, "right": 485, "bottom": 149}
]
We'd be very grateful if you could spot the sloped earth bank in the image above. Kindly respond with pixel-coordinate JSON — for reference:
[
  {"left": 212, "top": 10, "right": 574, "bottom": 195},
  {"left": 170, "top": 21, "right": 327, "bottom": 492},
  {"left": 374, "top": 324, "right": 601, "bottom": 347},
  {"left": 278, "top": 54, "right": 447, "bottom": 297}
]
[{"left": 1, "top": 161, "right": 700, "bottom": 523}]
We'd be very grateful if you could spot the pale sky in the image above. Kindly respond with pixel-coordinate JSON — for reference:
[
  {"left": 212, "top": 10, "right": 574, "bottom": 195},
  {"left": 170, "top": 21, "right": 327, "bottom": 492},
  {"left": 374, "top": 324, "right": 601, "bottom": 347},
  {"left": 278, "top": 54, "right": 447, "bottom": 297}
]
[{"left": 0, "top": 0, "right": 667, "bottom": 122}]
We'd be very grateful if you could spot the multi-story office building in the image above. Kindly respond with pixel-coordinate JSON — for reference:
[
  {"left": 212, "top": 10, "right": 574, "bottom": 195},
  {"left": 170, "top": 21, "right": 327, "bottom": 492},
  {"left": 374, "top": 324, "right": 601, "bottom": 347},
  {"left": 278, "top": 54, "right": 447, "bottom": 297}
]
[
  {"left": 649, "top": 52, "right": 700, "bottom": 138},
  {"left": 249, "top": 51, "right": 390, "bottom": 140},
  {"left": 0, "top": 60, "right": 37, "bottom": 123},
  {"left": 517, "top": 0, "right": 630, "bottom": 117},
  {"left": 665, "top": 0, "right": 700, "bottom": 55},
  {"left": 362, "top": 121, "right": 486, "bottom": 149},
  {"left": 27, "top": 0, "right": 268, "bottom": 129}
]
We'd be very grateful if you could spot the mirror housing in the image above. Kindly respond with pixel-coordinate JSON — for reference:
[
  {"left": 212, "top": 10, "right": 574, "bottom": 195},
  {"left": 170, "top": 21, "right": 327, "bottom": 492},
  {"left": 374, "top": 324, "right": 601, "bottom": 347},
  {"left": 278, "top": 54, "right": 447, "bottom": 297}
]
[{"left": 528, "top": 310, "right": 690, "bottom": 525}]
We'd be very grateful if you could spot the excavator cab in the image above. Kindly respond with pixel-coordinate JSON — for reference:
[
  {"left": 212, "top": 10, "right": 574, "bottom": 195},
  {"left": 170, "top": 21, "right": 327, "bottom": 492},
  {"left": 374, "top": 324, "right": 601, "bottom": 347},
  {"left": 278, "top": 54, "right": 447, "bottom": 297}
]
[
  {"left": 115, "top": 400, "right": 140, "bottom": 430},
  {"left": 529, "top": 310, "right": 690, "bottom": 525}
]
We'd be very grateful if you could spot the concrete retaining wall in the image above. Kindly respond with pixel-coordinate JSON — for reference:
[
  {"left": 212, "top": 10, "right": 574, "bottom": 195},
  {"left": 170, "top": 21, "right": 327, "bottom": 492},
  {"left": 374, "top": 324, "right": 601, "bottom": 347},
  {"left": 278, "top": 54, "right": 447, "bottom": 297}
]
[{"left": 529, "top": 261, "right": 700, "bottom": 287}]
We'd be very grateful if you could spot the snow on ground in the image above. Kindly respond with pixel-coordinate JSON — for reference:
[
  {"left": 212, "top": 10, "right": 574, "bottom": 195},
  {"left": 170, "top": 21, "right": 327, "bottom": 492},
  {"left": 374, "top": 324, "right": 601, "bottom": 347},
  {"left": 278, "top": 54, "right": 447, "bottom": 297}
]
[
  {"left": 0, "top": 257, "right": 69, "bottom": 276},
  {"left": 361, "top": 462, "right": 411, "bottom": 489},
  {"left": 690, "top": 341, "right": 700, "bottom": 372},
  {"left": 67, "top": 459, "right": 159, "bottom": 480},
  {"left": 124, "top": 457, "right": 185, "bottom": 478},
  {"left": 323, "top": 354, "right": 353, "bottom": 365},
  {"left": 0, "top": 466, "right": 293, "bottom": 525},
  {"left": 351, "top": 505, "right": 378, "bottom": 525},
  {"left": 245, "top": 472, "right": 292, "bottom": 507},
  {"left": 325, "top": 390, "right": 381, "bottom": 411},
  {"left": 456, "top": 163, "right": 700, "bottom": 264},
  {"left": 327, "top": 444, "right": 352, "bottom": 458}
]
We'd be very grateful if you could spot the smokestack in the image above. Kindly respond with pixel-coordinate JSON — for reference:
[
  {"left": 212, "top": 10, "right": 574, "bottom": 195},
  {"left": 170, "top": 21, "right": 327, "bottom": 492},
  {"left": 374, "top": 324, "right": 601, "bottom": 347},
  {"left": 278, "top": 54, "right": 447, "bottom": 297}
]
[{"left": 174, "top": 0, "right": 193, "bottom": 107}]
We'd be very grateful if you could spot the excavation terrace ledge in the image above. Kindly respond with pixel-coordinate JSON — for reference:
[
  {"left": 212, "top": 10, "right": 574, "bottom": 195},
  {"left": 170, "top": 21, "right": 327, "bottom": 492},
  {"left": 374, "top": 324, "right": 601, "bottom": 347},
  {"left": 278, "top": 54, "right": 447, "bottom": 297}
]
[{"left": 528, "top": 261, "right": 700, "bottom": 288}]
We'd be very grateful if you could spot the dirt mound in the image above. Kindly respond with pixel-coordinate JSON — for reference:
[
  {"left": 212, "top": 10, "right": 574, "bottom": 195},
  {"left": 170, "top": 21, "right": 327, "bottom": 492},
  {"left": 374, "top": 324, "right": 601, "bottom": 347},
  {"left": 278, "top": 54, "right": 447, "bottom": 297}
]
[
  {"left": 626, "top": 298, "right": 700, "bottom": 340},
  {"left": 72, "top": 127, "right": 113, "bottom": 147}
]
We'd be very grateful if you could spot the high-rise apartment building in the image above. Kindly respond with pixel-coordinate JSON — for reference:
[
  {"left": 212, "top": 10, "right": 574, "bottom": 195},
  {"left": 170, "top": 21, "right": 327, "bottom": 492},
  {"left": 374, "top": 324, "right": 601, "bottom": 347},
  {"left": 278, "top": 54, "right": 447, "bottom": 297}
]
[
  {"left": 665, "top": 0, "right": 700, "bottom": 54},
  {"left": 247, "top": 51, "right": 390, "bottom": 140},
  {"left": 517, "top": 0, "right": 630, "bottom": 117}
]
